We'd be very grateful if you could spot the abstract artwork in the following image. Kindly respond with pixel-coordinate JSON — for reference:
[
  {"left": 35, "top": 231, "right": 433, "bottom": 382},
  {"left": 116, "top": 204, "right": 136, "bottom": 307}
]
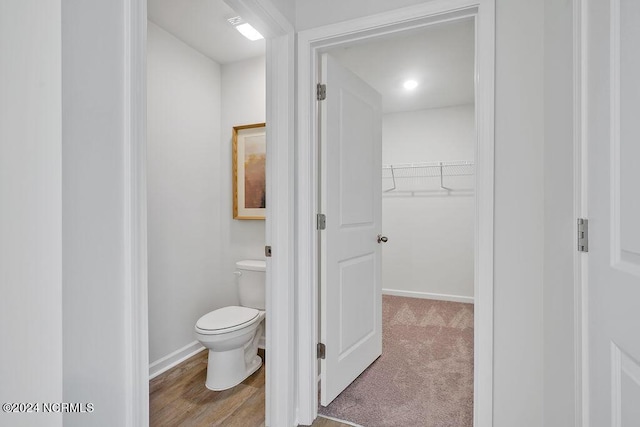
[{"left": 233, "top": 123, "right": 266, "bottom": 219}]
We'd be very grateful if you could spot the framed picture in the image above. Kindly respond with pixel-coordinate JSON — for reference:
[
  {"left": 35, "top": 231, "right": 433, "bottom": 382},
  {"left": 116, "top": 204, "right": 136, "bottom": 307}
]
[{"left": 233, "top": 123, "right": 266, "bottom": 220}]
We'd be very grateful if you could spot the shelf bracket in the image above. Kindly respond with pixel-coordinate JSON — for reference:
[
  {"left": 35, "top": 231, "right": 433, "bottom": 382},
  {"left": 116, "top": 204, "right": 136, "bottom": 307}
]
[
  {"left": 384, "top": 165, "right": 397, "bottom": 193},
  {"left": 439, "top": 162, "right": 452, "bottom": 191}
]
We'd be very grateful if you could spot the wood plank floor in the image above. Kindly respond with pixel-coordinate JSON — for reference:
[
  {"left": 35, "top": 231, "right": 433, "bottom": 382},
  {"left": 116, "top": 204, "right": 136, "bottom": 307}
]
[{"left": 150, "top": 349, "right": 351, "bottom": 427}]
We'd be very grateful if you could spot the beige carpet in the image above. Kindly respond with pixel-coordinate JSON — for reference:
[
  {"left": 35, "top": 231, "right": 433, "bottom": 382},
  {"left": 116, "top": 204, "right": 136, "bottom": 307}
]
[{"left": 318, "top": 295, "right": 474, "bottom": 427}]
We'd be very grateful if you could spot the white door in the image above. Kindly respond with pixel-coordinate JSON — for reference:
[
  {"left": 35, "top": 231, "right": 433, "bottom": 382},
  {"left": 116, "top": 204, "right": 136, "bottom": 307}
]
[
  {"left": 319, "top": 53, "right": 383, "bottom": 406},
  {"left": 586, "top": 0, "right": 640, "bottom": 425}
]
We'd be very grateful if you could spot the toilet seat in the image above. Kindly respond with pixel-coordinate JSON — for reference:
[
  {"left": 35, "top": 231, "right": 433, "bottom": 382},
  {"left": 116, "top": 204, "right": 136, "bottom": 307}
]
[{"left": 195, "top": 306, "right": 261, "bottom": 335}]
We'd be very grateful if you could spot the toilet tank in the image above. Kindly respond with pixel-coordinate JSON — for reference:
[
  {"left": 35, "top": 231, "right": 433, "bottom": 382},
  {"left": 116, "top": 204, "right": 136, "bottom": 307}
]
[{"left": 236, "top": 260, "right": 266, "bottom": 310}]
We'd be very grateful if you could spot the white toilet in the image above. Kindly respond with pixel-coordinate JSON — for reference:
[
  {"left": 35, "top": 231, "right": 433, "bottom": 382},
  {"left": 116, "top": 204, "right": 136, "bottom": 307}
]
[{"left": 194, "top": 259, "right": 266, "bottom": 391}]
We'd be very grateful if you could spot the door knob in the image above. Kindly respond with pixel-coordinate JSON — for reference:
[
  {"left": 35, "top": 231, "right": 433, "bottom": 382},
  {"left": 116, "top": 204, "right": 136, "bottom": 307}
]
[{"left": 377, "top": 234, "right": 388, "bottom": 244}]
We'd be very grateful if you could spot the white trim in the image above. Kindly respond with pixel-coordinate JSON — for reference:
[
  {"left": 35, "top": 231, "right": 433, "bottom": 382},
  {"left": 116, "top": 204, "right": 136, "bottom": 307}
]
[
  {"left": 298, "top": 0, "right": 479, "bottom": 42},
  {"left": 382, "top": 289, "right": 474, "bottom": 304},
  {"left": 295, "top": 21, "right": 321, "bottom": 426},
  {"left": 223, "top": 2, "right": 296, "bottom": 426},
  {"left": 317, "top": 415, "right": 363, "bottom": 427},
  {"left": 472, "top": 4, "right": 495, "bottom": 426},
  {"left": 264, "top": 32, "right": 297, "bottom": 427},
  {"left": 609, "top": 0, "right": 620, "bottom": 272},
  {"left": 608, "top": 0, "right": 640, "bottom": 278},
  {"left": 296, "top": 1, "right": 495, "bottom": 425},
  {"left": 611, "top": 342, "right": 640, "bottom": 427},
  {"left": 573, "top": 0, "right": 589, "bottom": 425},
  {"left": 296, "top": 20, "right": 321, "bottom": 424},
  {"left": 123, "top": 0, "right": 148, "bottom": 426},
  {"left": 610, "top": 342, "right": 622, "bottom": 427},
  {"left": 148, "top": 341, "right": 206, "bottom": 380}
]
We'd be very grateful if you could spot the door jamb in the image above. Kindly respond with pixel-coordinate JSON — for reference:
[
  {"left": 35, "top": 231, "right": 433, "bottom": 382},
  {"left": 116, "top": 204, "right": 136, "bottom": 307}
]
[
  {"left": 573, "top": 0, "right": 588, "bottom": 425},
  {"left": 296, "top": 0, "right": 496, "bottom": 425},
  {"left": 209, "top": 1, "right": 298, "bottom": 425},
  {"left": 224, "top": 2, "right": 297, "bottom": 425},
  {"left": 124, "top": 1, "right": 148, "bottom": 425}
]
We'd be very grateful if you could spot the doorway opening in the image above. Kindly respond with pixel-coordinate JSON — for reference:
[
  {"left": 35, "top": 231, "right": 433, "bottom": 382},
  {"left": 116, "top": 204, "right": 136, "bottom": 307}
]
[
  {"left": 295, "top": 2, "right": 494, "bottom": 425},
  {"left": 145, "top": 0, "right": 268, "bottom": 424},
  {"left": 317, "top": 18, "right": 476, "bottom": 426}
]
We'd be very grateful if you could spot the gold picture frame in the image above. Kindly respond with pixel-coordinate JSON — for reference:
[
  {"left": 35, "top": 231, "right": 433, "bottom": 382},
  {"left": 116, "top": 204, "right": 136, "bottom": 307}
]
[{"left": 233, "top": 123, "right": 266, "bottom": 220}]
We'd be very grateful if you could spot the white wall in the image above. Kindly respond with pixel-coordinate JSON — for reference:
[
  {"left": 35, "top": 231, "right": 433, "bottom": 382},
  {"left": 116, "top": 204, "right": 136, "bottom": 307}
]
[
  {"left": 296, "top": 0, "right": 432, "bottom": 31},
  {"left": 146, "top": 22, "right": 230, "bottom": 365},
  {"left": 146, "top": 27, "right": 265, "bottom": 368},
  {"left": 543, "top": 0, "right": 576, "bottom": 425},
  {"left": 492, "top": 1, "right": 544, "bottom": 425},
  {"left": 296, "top": 1, "right": 546, "bottom": 425},
  {"left": 40, "top": 0, "right": 573, "bottom": 425},
  {"left": 269, "top": 0, "right": 296, "bottom": 27},
  {"left": 61, "top": 0, "right": 130, "bottom": 425},
  {"left": 220, "top": 56, "right": 267, "bottom": 279},
  {"left": 382, "top": 105, "right": 474, "bottom": 301},
  {"left": 0, "top": 1, "right": 63, "bottom": 426}
]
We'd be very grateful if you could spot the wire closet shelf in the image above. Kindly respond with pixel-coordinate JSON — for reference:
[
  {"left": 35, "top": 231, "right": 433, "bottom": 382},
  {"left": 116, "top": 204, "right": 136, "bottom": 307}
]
[{"left": 382, "top": 160, "right": 474, "bottom": 192}]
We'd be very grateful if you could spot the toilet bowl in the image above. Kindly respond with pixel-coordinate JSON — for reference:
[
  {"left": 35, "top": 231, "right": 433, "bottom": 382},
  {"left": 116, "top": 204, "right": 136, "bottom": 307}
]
[
  {"left": 195, "top": 260, "right": 266, "bottom": 391},
  {"left": 195, "top": 306, "right": 265, "bottom": 390}
]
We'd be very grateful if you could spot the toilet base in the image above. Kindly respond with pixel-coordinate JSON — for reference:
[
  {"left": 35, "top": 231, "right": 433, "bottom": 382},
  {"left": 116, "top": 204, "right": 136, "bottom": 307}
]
[
  {"left": 204, "top": 351, "right": 262, "bottom": 391},
  {"left": 201, "top": 319, "right": 265, "bottom": 391},
  {"left": 244, "top": 355, "right": 262, "bottom": 380}
]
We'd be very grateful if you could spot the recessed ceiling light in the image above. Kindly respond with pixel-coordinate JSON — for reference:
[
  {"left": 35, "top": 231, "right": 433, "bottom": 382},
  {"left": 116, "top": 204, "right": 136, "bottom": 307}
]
[
  {"left": 235, "top": 23, "right": 263, "bottom": 41},
  {"left": 403, "top": 80, "right": 418, "bottom": 90},
  {"left": 227, "top": 16, "right": 264, "bottom": 41}
]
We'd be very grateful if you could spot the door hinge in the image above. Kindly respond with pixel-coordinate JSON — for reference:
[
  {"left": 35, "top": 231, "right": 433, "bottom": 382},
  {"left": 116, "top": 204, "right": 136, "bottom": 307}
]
[
  {"left": 577, "top": 218, "right": 588, "bottom": 252},
  {"left": 317, "top": 342, "right": 326, "bottom": 359},
  {"left": 265, "top": 245, "right": 272, "bottom": 257},
  {"left": 317, "top": 83, "right": 326, "bottom": 101},
  {"left": 317, "top": 213, "right": 326, "bottom": 230}
]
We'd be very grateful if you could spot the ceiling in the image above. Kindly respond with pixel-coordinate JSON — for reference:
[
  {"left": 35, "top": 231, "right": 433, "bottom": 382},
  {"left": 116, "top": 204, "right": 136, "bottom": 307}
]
[
  {"left": 148, "top": 0, "right": 265, "bottom": 64},
  {"left": 148, "top": 1, "right": 473, "bottom": 113},
  {"left": 327, "top": 19, "right": 475, "bottom": 113}
]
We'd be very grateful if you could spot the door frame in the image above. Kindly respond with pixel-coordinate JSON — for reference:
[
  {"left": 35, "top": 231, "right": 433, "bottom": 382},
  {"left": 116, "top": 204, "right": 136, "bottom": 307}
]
[
  {"left": 224, "top": 2, "right": 297, "bottom": 425},
  {"left": 125, "top": 0, "right": 296, "bottom": 425},
  {"left": 295, "top": 0, "right": 496, "bottom": 424},
  {"left": 573, "top": 0, "right": 588, "bottom": 424}
]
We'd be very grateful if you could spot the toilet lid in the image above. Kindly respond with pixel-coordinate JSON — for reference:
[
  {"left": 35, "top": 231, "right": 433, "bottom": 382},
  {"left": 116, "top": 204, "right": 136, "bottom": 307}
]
[{"left": 196, "top": 306, "right": 260, "bottom": 333}]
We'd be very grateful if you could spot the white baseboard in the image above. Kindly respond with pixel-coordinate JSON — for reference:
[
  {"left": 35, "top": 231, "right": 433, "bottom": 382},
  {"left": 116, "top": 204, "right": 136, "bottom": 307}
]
[
  {"left": 317, "top": 415, "right": 363, "bottom": 427},
  {"left": 149, "top": 340, "right": 206, "bottom": 380},
  {"left": 382, "top": 288, "right": 474, "bottom": 304}
]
